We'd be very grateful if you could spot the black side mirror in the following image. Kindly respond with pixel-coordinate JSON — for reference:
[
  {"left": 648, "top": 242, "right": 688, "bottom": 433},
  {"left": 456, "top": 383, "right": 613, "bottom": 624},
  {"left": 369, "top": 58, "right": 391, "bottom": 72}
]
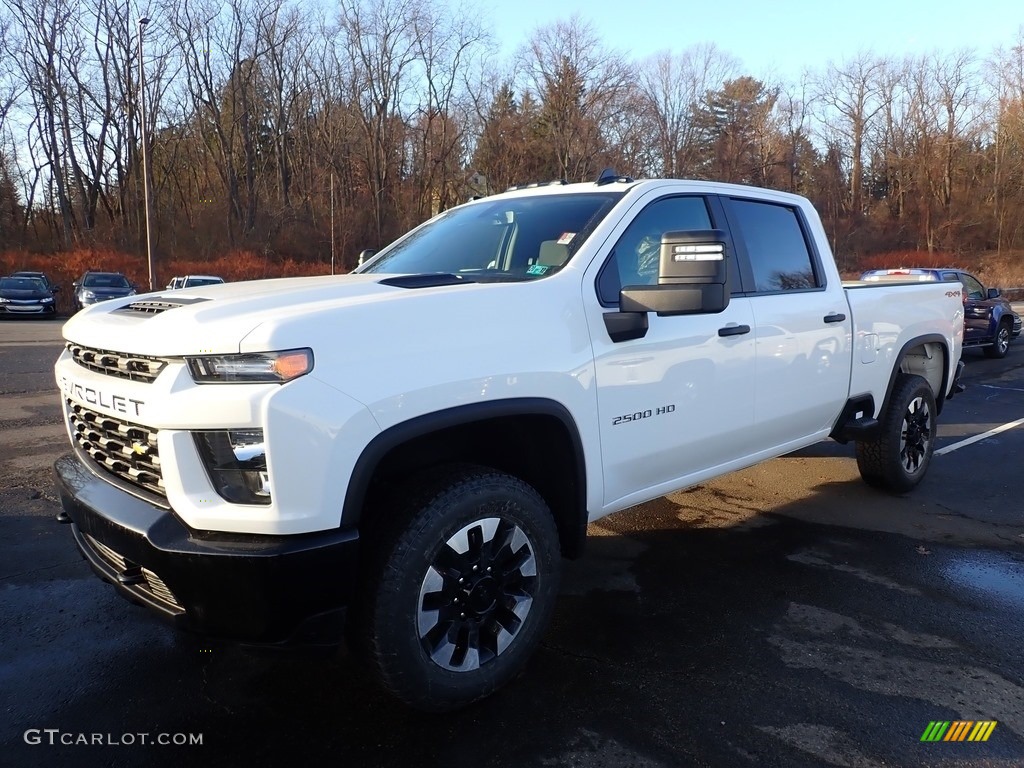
[
  {"left": 987, "top": 287, "right": 1001, "bottom": 299},
  {"left": 619, "top": 229, "right": 730, "bottom": 317},
  {"left": 52, "top": 285, "right": 60, "bottom": 292}
]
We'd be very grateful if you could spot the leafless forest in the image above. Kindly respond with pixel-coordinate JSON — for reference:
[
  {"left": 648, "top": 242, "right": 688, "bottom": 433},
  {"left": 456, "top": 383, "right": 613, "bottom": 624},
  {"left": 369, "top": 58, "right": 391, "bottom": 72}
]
[{"left": 0, "top": 0, "right": 1023, "bottom": 285}]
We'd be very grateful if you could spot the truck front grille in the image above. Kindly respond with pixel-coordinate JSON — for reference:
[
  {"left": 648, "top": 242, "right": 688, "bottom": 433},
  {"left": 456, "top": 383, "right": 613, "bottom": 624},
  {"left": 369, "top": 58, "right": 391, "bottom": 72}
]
[
  {"left": 67, "top": 399, "right": 164, "bottom": 497},
  {"left": 67, "top": 342, "right": 169, "bottom": 383},
  {"left": 84, "top": 534, "right": 183, "bottom": 612}
]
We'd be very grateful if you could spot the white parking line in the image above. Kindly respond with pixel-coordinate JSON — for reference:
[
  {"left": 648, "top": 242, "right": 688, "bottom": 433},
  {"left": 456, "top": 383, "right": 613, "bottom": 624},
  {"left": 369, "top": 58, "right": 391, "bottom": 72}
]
[
  {"left": 980, "top": 383, "right": 1024, "bottom": 394},
  {"left": 935, "top": 417, "right": 1024, "bottom": 456}
]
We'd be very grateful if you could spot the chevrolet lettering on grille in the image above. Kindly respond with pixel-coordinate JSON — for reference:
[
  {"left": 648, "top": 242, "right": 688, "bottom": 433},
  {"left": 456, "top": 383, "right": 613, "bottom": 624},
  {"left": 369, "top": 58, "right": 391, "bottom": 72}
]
[{"left": 59, "top": 375, "right": 145, "bottom": 417}]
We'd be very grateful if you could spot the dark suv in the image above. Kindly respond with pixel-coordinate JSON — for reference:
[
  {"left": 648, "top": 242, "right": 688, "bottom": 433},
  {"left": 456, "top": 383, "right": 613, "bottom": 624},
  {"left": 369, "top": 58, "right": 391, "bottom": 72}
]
[
  {"left": 861, "top": 268, "right": 1022, "bottom": 358},
  {"left": 72, "top": 271, "right": 137, "bottom": 312}
]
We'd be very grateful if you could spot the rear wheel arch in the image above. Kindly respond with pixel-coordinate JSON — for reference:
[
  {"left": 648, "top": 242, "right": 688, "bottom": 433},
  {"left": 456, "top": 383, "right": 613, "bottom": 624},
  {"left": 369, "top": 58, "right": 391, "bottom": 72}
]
[{"left": 880, "top": 335, "right": 950, "bottom": 417}]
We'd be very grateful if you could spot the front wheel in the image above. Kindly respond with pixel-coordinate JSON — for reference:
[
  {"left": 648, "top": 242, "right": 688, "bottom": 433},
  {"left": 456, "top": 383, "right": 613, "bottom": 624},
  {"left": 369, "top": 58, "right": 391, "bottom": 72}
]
[
  {"left": 984, "top": 321, "right": 1012, "bottom": 359},
  {"left": 855, "top": 373, "right": 936, "bottom": 493},
  {"left": 356, "top": 465, "right": 561, "bottom": 711}
]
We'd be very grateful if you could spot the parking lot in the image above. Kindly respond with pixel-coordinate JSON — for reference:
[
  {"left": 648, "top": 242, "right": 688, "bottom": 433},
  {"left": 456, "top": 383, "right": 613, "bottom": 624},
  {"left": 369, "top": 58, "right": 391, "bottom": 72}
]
[{"left": 2, "top": 316, "right": 1023, "bottom": 767}]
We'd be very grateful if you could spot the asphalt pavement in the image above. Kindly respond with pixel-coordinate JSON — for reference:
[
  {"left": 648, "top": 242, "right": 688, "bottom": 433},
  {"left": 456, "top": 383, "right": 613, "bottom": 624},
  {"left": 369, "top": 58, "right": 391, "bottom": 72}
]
[{"left": 1, "top": 315, "right": 1022, "bottom": 767}]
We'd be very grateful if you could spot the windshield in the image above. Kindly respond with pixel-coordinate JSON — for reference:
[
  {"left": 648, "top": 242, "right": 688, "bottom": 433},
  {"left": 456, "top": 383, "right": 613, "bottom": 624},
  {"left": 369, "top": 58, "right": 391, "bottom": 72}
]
[
  {"left": 185, "top": 277, "right": 223, "bottom": 287},
  {"left": 83, "top": 273, "right": 130, "bottom": 289},
  {"left": 361, "top": 192, "right": 624, "bottom": 281},
  {"left": 0, "top": 277, "right": 47, "bottom": 291}
]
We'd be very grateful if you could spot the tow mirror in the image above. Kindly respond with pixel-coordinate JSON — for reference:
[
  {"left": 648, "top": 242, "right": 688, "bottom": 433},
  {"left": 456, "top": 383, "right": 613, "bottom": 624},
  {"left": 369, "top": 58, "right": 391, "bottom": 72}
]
[{"left": 619, "top": 229, "right": 730, "bottom": 316}]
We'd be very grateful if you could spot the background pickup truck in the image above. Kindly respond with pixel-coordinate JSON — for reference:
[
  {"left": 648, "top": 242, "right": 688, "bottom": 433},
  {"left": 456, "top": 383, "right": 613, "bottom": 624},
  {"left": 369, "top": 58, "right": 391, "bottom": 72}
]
[
  {"left": 53, "top": 177, "right": 964, "bottom": 711},
  {"left": 861, "top": 267, "right": 1021, "bottom": 358}
]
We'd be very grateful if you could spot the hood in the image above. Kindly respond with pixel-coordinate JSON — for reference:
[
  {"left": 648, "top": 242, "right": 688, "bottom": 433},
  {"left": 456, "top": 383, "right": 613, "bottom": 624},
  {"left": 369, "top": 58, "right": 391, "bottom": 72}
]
[
  {"left": 1, "top": 287, "right": 52, "bottom": 300},
  {"left": 61, "top": 274, "right": 477, "bottom": 355},
  {"left": 80, "top": 286, "right": 134, "bottom": 297}
]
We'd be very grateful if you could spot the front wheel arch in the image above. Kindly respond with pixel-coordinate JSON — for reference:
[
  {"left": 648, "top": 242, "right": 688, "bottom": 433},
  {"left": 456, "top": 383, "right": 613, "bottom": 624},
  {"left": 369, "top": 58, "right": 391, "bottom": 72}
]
[{"left": 343, "top": 398, "right": 590, "bottom": 559}]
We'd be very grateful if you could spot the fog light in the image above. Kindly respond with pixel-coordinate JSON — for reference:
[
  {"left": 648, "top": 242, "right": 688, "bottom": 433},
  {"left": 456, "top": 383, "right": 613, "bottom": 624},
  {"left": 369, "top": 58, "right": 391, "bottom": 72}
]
[{"left": 193, "top": 429, "right": 271, "bottom": 505}]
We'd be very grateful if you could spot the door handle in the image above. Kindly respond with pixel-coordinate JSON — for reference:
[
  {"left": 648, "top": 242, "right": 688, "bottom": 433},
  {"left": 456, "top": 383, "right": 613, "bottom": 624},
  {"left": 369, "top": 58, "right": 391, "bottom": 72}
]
[
  {"left": 718, "top": 324, "right": 751, "bottom": 337},
  {"left": 824, "top": 313, "right": 846, "bottom": 323}
]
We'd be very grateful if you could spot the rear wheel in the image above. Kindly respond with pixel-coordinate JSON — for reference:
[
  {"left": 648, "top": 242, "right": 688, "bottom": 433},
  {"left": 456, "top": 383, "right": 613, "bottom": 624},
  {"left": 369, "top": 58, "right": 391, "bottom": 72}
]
[
  {"left": 855, "top": 374, "right": 936, "bottom": 493},
  {"left": 355, "top": 465, "right": 561, "bottom": 711},
  {"left": 984, "top": 321, "right": 1012, "bottom": 359}
]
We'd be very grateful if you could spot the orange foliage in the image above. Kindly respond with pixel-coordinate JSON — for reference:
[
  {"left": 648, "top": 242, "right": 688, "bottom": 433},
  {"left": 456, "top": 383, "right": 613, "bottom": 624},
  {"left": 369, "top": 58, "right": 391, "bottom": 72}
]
[
  {"left": 0, "top": 248, "right": 336, "bottom": 314},
  {"left": 0, "top": 248, "right": 335, "bottom": 288}
]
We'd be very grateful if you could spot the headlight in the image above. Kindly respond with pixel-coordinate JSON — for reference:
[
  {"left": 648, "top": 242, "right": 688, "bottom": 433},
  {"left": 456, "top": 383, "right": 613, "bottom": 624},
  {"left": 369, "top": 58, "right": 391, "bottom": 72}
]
[
  {"left": 82, "top": 291, "right": 97, "bottom": 299},
  {"left": 185, "top": 348, "right": 313, "bottom": 383},
  {"left": 194, "top": 429, "right": 271, "bottom": 504},
  {"left": 0, "top": 297, "right": 8, "bottom": 304},
  {"left": 41, "top": 297, "right": 54, "bottom": 303}
]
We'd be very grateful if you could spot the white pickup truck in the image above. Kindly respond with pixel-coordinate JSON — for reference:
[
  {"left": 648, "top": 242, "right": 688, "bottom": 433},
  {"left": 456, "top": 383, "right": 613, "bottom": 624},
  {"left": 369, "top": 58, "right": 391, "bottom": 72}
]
[{"left": 54, "top": 176, "right": 964, "bottom": 710}]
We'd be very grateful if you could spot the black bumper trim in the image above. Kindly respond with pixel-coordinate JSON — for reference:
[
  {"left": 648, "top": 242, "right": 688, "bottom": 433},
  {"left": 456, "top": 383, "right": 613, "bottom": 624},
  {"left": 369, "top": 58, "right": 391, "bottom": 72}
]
[{"left": 54, "top": 453, "right": 359, "bottom": 644}]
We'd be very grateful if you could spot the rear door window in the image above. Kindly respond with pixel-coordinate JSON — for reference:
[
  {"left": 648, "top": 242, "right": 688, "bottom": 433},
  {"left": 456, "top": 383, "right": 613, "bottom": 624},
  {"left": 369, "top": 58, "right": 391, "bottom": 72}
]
[{"left": 726, "top": 199, "right": 820, "bottom": 293}]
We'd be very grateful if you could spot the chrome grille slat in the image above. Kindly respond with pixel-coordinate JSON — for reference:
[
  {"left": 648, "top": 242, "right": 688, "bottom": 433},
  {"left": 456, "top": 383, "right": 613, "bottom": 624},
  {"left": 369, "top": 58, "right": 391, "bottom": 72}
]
[
  {"left": 142, "top": 569, "right": 180, "bottom": 607},
  {"left": 85, "top": 534, "right": 128, "bottom": 572},
  {"left": 67, "top": 342, "right": 169, "bottom": 383},
  {"left": 68, "top": 399, "right": 165, "bottom": 496},
  {"left": 83, "top": 535, "right": 183, "bottom": 611}
]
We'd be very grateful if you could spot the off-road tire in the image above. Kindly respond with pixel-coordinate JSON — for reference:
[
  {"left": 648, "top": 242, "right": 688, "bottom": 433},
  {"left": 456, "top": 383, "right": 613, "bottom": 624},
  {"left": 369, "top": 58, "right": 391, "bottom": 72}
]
[
  {"left": 354, "top": 464, "right": 561, "bottom": 711},
  {"left": 855, "top": 374, "right": 936, "bottom": 493}
]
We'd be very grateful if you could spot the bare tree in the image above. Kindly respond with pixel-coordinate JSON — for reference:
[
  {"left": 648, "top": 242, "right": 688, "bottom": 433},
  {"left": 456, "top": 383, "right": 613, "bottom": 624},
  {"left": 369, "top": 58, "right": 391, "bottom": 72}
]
[
  {"left": 518, "top": 15, "right": 633, "bottom": 182},
  {"left": 814, "top": 53, "right": 893, "bottom": 218},
  {"left": 336, "top": 0, "right": 421, "bottom": 242},
  {"left": 988, "top": 28, "right": 1024, "bottom": 252},
  {"left": 408, "top": 2, "right": 488, "bottom": 218},
  {"left": 635, "top": 43, "right": 739, "bottom": 177}
]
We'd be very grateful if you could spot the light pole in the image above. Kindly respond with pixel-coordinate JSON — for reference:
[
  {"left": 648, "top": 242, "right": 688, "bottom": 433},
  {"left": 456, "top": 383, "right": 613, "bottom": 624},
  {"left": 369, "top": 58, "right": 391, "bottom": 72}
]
[{"left": 138, "top": 17, "right": 155, "bottom": 291}]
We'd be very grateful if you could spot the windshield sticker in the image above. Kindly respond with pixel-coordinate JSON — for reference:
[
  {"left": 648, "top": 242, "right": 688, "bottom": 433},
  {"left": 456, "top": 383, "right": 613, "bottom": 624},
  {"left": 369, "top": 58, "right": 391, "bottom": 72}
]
[
  {"left": 557, "top": 232, "right": 575, "bottom": 245},
  {"left": 527, "top": 264, "right": 550, "bottom": 276}
]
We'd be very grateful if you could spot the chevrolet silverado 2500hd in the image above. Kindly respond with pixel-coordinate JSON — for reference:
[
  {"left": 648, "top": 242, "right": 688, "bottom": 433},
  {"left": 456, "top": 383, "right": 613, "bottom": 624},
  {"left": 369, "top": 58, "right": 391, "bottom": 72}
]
[{"left": 54, "top": 177, "right": 965, "bottom": 711}]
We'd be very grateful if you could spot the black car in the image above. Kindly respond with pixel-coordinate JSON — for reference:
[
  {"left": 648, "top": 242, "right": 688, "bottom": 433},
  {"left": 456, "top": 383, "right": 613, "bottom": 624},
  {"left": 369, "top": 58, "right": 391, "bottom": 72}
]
[
  {"left": 0, "top": 275, "right": 59, "bottom": 317},
  {"left": 72, "top": 271, "right": 136, "bottom": 311}
]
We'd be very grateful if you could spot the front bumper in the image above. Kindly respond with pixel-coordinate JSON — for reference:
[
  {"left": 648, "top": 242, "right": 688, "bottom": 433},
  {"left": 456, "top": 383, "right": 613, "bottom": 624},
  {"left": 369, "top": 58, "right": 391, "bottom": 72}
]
[
  {"left": 0, "top": 302, "right": 56, "bottom": 315},
  {"left": 54, "top": 452, "right": 359, "bottom": 644},
  {"left": 1012, "top": 313, "right": 1021, "bottom": 338}
]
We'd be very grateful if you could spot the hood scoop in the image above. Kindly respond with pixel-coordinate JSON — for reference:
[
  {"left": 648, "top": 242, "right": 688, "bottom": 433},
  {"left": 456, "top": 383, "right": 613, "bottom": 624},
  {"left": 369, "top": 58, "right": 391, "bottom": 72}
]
[
  {"left": 378, "top": 273, "right": 476, "bottom": 289},
  {"left": 116, "top": 295, "right": 211, "bottom": 315}
]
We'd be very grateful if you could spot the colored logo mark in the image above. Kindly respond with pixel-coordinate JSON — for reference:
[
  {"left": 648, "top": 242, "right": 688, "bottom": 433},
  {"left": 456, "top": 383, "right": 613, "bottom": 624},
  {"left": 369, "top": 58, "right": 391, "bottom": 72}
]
[{"left": 920, "top": 721, "right": 997, "bottom": 742}]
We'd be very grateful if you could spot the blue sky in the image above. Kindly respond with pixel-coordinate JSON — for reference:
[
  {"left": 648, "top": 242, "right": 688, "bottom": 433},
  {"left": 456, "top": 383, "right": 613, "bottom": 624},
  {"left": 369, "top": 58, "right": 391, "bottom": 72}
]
[{"left": 489, "top": 0, "right": 1024, "bottom": 80}]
